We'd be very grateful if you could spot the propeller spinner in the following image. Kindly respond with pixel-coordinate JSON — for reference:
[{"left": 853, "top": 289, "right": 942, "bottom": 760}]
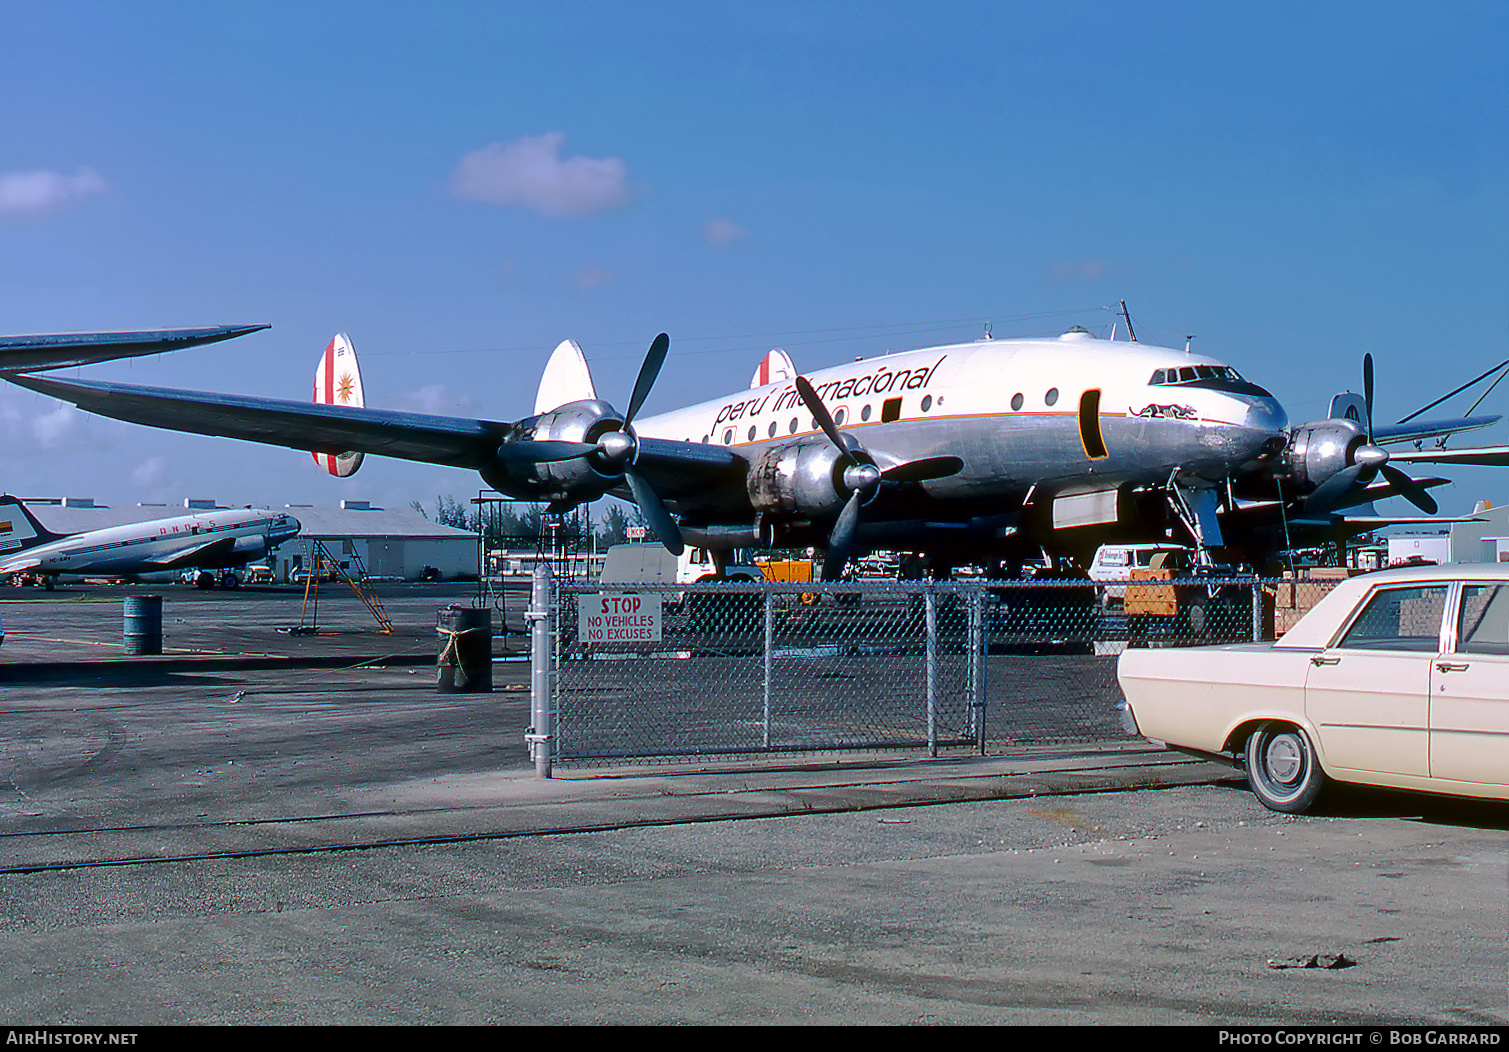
[{"left": 1304, "top": 353, "right": 1437, "bottom": 515}]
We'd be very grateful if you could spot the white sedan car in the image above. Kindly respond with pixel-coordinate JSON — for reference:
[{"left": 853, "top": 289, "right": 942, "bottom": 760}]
[{"left": 1117, "top": 565, "right": 1509, "bottom": 813}]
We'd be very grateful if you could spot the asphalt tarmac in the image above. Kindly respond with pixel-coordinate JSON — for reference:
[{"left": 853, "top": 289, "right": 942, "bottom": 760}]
[{"left": 0, "top": 583, "right": 1504, "bottom": 1025}]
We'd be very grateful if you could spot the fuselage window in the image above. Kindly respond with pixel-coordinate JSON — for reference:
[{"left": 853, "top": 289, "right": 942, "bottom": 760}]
[
  {"left": 860, "top": 404, "right": 871, "bottom": 421},
  {"left": 747, "top": 426, "right": 757, "bottom": 441},
  {"left": 1010, "top": 393, "right": 1024, "bottom": 411},
  {"left": 768, "top": 421, "right": 777, "bottom": 437},
  {"left": 789, "top": 418, "right": 799, "bottom": 433},
  {"left": 834, "top": 408, "right": 846, "bottom": 426},
  {"left": 723, "top": 429, "right": 733, "bottom": 444},
  {"left": 1045, "top": 388, "right": 1059, "bottom": 407},
  {"left": 920, "top": 395, "right": 932, "bottom": 412}
]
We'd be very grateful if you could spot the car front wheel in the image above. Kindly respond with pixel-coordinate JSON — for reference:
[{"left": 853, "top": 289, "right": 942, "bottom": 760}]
[{"left": 1245, "top": 722, "right": 1327, "bottom": 814}]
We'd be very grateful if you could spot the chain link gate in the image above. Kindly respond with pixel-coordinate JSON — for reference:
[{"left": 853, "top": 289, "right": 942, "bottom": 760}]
[{"left": 523, "top": 567, "right": 1334, "bottom": 773}]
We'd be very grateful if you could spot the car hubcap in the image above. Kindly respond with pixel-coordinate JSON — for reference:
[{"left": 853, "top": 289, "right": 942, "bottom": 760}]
[{"left": 1265, "top": 735, "right": 1304, "bottom": 785}]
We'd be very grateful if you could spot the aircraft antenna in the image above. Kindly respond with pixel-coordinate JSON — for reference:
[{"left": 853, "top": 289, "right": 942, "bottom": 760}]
[
  {"left": 1119, "top": 300, "right": 1138, "bottom": 343},
  {"left": 1185, "top": 335, "right": 1195, "bottom": 354}
]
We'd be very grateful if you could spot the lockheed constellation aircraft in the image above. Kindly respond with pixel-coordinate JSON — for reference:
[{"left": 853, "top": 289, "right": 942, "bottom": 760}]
[{"left": 7, "top": 325, "right": 1509, "bottom": 577}]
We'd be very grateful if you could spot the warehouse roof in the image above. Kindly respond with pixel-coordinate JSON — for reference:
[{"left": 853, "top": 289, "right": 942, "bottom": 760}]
[{"left": 24, "top": 498, "right": 477, "bottom": 542}]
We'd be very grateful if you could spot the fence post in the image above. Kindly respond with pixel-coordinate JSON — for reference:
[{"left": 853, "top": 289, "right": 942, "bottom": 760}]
[
  {"left": 526, "top": 561, "right": 554, "bottom": 778},
  {"left": 1251, "top": 574, "right": 1262, "bottom": 642},
  {"left": 763, "top": 588, "right": 774, "bottom": 748},
  {"left": 925, "top": 586, "right": 938, "bottom": 758},
  {"left": 969, "top": 585, "right": 987, "bottom": 753}
]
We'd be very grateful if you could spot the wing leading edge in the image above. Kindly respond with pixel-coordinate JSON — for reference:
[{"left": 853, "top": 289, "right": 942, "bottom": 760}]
[
  {"left": 4, "top": 372, "right": 750, "bottom": 501},
  {"left": 6, "top": 373, "right": 508, "bottom": 469},
  {"left": 0, "top": 324, "right": 269, "bottom": 372}
]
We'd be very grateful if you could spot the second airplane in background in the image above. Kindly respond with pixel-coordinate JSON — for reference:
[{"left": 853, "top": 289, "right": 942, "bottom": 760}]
[{"left": 0, "top": 497, "right": 301, "bottom": 588}]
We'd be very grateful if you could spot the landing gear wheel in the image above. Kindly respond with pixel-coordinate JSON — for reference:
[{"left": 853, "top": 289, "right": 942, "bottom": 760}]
[{"left": 1245, "top": 722, "right": 1327, "bottom": 814}]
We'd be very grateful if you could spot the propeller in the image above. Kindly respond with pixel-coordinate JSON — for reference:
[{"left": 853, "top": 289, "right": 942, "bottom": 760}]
[
  {"left": 1305, "top": 353, "right": 1437, "bottom": 515},
  {"left": 504, "top": 334, "right": 684, "bottom": 554},
  {"left": 794, "top": 376, "right": 963, "bottom": 580}
]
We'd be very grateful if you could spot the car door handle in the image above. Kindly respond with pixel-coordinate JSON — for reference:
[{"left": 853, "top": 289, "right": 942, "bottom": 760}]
[
  {"left": 1436, "top": 662, "right": 1470, "bottom": 672},
  {"left": 1310, "top": 655, "right": 1340, "bottom": 666}
]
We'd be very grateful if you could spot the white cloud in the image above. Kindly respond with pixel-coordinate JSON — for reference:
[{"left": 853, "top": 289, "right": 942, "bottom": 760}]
[
  {"left": 402, "top": 384, "right": 476, "bottom": 415},
  {"left": 451, "top": 133, "right": 630, "bottom": 218},
  {"left": 0, "top": 167, "right": 108, "bottom": 220},
  {"left": 1048, "top": 260, "right": 1114, "bottom": 283},
  {"left": 703, "top": 218, "right": 748, "bottom": 247},
  {"left": 32, "top": 403, "right": 84, "bottom": 449},
  {"left": 576, "top": 265, "right": 614, "bottom": 288},
  {"left": 132, "top": 456, "right": 168, "bottom": 488}
]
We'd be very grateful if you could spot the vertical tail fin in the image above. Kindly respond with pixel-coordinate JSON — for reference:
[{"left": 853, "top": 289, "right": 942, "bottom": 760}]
[
  {"left": 311, "top": 333, "right": 365, "bottom": 478},
  {"left": 0, "top": 495, "right": 64, "bottom": 553},
  {"left": 534, "top": 339, "right": 598, "bottom": 415},
  {"left": 750, "top": 348, "right": 796, "bottom": 389}
]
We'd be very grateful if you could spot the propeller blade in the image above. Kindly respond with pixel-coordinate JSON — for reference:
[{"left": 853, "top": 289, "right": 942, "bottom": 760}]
[
  {"left": 497, "top": 439, "right": 598, "bottom": 464},
  {"left": 624, "top": 466, "right": 684, "bottom": 555},
  {"left": 1379, "top": 464, "right": 1439, "bottom": 515},
  {"left": 1363, "top": 353, "right": 1375, "bottom": 442},
  {"left": 822, "top": 489, "right": 865, "bottom": 581},
  {"left": 624, "top": 333, "right": 670, "bottom": 428},
  {"left": 1303, "top": 463, "right": 1365, "bottom": 514},
  {"left": 881, "top": 456, "right": 964, "bottom": 484},
  {"left": 795, "top": 376, "right": 855, "bottom": 463}
]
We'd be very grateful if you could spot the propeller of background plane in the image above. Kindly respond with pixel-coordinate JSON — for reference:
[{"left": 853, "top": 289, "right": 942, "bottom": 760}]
[
  {"left": 503, "top": 334, "right": 684, "bottom": 554},
  {"left": 1304, "top": 353, "right": 1438, "bottom": 515},
  {"left": 794, "top": 376, "right": 963, "bottom": 580}
]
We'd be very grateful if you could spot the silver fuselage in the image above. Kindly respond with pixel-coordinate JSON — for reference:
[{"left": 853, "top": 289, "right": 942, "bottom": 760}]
[
  {"left": 639, "top": 332, "right": 1287, "bottom": 522},
  {"left": 0, "top": 510, "right": 301, "bottom": 577}
]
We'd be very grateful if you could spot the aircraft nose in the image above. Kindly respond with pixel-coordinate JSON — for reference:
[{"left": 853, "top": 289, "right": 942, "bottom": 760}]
[
  {"left": 1242, "top": 397, "right": 1288, "bottom": 438},
  {"left": 274, "top": 516, "right": 302, "bottom": 542}
]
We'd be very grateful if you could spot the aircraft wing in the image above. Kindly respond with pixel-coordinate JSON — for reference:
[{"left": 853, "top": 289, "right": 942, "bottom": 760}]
[
  {"left": 3, "top": 374, "right": 751, "bottom": 499},
  {"left": 1388, "top": 445, "right": 1509, "bottom": 467},
  {"left": 0, "top": 324, "right": 268, "bottom": 373},
  {"left": 142, "top": 536, "right": 239, "bottom": 570},
  {"left": 1373, "top": 414, "right": 1500, "bottom": 445},
  {"left": 5, "top": 373, "right": 512, "bottom": 469},
  {"left": 635, "top": 437, "right": 749, "bottom": 496}
]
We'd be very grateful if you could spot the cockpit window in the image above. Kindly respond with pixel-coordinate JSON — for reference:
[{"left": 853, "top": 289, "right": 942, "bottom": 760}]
[{"left": 1150, "top": 369, "right": 1166, "bottom": 385}]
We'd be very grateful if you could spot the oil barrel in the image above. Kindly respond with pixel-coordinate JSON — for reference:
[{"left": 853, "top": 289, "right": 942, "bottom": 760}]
[
  {"left": 123, "top": 594, "right": 163, "bottom": 656},
  {"left": 437, "top": 605, "right": 492, "bottom": 692}
]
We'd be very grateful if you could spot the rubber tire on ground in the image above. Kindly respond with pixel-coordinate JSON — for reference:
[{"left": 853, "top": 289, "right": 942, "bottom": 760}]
[
  {"left": 1183, "top": 594, "right": 1208, "bottom": 637},
  {"left": 1245, "top": 722, "right": 1327, "bottom": 814}
]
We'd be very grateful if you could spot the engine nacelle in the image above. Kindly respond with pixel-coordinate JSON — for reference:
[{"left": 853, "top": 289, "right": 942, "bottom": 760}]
[
  {"left": 1284, "top": 419, "right": 1366, "bottom": 494},
  {"left": 746, "top": 439, "right": 863, "bottom": 519},
  {"left": 479, "top": 399, "right": 623, "bottom": 503}
]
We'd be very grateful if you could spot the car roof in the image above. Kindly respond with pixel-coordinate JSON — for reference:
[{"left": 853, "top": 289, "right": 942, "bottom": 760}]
[{"left": 1275, "top": 563, "right": 1509, "bottom": 649}]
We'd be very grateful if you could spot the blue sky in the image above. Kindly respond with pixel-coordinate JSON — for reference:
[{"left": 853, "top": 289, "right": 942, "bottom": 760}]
[{"left": 2, "top": 2, "right": 1506, "bottom": 516}]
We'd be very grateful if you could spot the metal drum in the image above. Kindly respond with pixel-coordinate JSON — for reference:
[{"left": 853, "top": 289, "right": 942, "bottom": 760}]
[
  {"left": 436, "top": 606, "right": 492, "bottom": 692},
  {"left": 123, "top": 594, "right": 163, "bottom": 656}
]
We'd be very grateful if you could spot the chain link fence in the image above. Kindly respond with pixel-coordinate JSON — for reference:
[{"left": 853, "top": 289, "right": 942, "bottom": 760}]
[{"left": 531, "top": 573, "right": 1351, "bottom": 768}]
